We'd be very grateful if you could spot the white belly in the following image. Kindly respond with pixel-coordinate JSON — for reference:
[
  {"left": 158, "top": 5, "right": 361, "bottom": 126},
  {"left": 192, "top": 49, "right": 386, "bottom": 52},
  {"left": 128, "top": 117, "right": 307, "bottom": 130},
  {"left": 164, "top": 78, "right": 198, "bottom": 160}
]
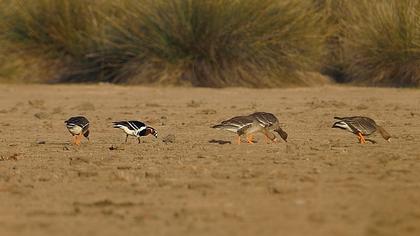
[
  {"left": 118, "top": 126, "right": 137, "bottom": 136},
  {"left": 68, "top": 126, "right": 82, "bottom": 135}
]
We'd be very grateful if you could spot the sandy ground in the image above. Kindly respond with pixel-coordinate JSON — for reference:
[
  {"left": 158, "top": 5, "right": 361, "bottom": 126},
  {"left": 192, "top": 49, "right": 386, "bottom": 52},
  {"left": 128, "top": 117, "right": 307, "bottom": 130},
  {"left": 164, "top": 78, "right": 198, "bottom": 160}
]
[{"left": 0, "top": 84, "right": 419, "bottom": 236}]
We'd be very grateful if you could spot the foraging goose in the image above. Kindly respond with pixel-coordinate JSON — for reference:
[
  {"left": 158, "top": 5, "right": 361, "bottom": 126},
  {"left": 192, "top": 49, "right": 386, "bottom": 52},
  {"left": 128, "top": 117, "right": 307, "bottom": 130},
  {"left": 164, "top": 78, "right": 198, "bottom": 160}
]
[
  {"left": 332, "top": 116, "right": 391, "bottom": 144},
  {"left": 212, "top": 115, "right": 257, "bottom": 144},
  {"left": 65, "top": 116, "right": 90, "bottom": 145},
  {"left": 249, "top": 112, "right": 288, "bottom": 142},
  {"left": 212, "top": 112, "right": 287, "bottom": 144},
  {"left": 113, "top": 120, "right": 158, "bottom": 143}
]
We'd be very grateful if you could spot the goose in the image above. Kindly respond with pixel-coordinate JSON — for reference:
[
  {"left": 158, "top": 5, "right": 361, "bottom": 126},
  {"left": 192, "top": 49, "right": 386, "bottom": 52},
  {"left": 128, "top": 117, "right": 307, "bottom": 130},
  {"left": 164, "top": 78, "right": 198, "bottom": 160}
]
[
  {"left": 332, "top": 116, "right": 391, "bottom": 144},
  {"left": 113, "top": 120, "right": 157, "bottom": 143},
  {"left": 65, "top": 116, "right": 90, "bottom": 145}
]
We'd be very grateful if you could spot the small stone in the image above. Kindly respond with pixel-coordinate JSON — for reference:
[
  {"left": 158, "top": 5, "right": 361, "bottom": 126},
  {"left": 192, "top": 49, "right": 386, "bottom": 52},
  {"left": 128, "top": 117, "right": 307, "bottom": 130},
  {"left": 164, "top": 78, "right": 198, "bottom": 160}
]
[{"left": 162, "top": 134, "right": 176, "bottom": 144}]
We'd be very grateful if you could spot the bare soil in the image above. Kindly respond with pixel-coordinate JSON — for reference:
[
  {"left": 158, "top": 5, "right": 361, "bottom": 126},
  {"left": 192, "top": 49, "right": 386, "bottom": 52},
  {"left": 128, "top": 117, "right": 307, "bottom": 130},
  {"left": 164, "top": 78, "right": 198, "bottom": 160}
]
[{"left": 0, "top": 84, "right": 419, "bottom": 236}]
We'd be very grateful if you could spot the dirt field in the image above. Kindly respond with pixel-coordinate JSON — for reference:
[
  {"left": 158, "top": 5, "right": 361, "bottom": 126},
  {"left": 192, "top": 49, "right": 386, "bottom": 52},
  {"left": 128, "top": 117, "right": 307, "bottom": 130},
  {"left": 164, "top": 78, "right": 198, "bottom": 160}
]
[{"left": 0, "top": 84, "right": 419, "bottom": 236}]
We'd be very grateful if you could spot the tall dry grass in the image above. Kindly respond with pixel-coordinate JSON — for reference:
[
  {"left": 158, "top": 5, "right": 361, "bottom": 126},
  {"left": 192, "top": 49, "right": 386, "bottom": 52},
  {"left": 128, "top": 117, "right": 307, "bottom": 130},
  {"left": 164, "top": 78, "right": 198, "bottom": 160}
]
[
  {"left": 0, "top": 0, "right": 106, "bottom": 82},
  {"left": 101, "top": 0, "right": 327, "bottom": 87},
  {"left": 1, "top": 0, "right": 420, "bottom": 87},
  {"left": 3, "top": 0, "right": 104, "bottom": 56},
  {"left": 338, "top": 0, "right": 420, "bottom": 86},
  {"left": 0, "top": 0, "right": 327, "bottom": 87}
]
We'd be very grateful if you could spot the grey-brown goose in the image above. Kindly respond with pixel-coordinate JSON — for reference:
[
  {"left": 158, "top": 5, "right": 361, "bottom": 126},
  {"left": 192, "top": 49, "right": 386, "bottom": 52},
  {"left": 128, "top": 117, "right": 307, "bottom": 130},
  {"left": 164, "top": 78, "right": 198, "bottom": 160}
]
[
  {"left": 65, "top": 116, "right": 90, "bottom": 145},
  {"left": 212, "top": 115, "right": 261, "bottom": 144},
  {"left": 248, "top": 112, "right": 288, "bottom": 143},
  {"left": 332, "top": 116, "right": 391, "bottom": 144}
]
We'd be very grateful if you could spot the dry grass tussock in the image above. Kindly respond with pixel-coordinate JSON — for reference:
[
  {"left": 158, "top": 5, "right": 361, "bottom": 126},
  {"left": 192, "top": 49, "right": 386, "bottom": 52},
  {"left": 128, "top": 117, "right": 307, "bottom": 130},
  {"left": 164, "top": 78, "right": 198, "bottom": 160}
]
[
  {"left": 0, "top": 0, "right": 326, "bottom": 87},
  {"left": 1, "top": 0, "right": 420, "bottom": 87}
]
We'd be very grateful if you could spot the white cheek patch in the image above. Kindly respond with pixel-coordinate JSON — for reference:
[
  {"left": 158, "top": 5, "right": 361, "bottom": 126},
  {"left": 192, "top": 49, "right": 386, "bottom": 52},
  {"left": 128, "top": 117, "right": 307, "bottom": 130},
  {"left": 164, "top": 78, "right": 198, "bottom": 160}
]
[{"left": 335, "top": 122, "right": 353, "bottom": 132}]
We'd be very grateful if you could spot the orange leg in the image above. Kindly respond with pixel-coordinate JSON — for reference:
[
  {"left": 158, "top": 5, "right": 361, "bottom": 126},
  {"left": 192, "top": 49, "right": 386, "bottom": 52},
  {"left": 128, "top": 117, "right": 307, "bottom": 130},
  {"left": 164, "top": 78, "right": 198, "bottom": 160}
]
[
  {"left": 246, "top": 134, "right": 254, "bottom": 144},
  {"left": 264, "top": 135, "right": 270, "bottom": 144},
  {"left": 236, "top": 135, "right": 241, "bottom": 145},
  {"left": 75, "top": 133, "right": 82, "bottom": 145},
  {"left": 357, "top": 132, "right": 366, "bottom": 144},
  {"left": 72, "top": 135, "right": 76, "bottom": 145},
  {"left": 79, "top": 133, "right": 84, "bottom": 144}
]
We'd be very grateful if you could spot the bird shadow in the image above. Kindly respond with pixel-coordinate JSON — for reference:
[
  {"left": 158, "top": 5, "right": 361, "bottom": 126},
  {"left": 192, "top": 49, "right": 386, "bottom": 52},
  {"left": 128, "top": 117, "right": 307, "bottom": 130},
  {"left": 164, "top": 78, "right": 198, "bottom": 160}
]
[
  {"left": 37, "top": 141, "right": 70, "bottom": 146},
  {"left": 208, "top": 139, "right": 232, "bottom": 145},
  {"left": 365, "top": 139, "right": 377, "bottom": 144}
]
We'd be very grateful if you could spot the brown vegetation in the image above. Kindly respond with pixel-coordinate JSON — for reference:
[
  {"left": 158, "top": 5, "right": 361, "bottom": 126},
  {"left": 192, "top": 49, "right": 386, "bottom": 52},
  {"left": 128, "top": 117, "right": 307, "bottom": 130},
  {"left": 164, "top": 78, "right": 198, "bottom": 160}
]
[{"left": 0, "top": 0, "right": 419, "bottom": 87}]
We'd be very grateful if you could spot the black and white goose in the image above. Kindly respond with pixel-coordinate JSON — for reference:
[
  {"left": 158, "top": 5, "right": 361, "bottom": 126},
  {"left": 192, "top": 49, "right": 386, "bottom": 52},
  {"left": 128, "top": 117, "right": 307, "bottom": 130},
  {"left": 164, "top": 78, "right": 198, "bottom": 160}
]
[
  {"left": 65, "top": 116, "right": 90, "bottom": 145},
  {"left": 332, "top": 116, "right": 391, "bottom": 144},
  {"left": 113, "top": 120, "right": 158, "bottom": 143}
]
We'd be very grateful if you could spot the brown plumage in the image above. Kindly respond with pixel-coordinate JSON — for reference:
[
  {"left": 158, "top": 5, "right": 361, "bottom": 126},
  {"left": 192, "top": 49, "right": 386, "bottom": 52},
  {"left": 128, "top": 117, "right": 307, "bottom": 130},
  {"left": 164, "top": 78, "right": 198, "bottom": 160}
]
[
  {"left": 212, "top": 116, "right": 258, "bottom": 144},
  {"left": 248, "top": 112, "right": 288, "bottom": 142},
  {"left": 212, "top": 112, "right": 288, "bottom": 144},
  {"left": 332, "top": 116, "right": 391, "bottom": 144}
]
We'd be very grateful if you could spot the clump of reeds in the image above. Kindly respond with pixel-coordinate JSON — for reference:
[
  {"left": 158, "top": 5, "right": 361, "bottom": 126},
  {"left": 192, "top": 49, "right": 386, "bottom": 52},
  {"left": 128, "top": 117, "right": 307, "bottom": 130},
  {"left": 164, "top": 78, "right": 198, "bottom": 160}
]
[
  {"left": 0, "top": 0, "right": 108, "bottom": 82},
  {"left": 0, "top": 0, "right": 327, "bottom": 87},
  {"left": 3, "top": 0, "right": 103, "bottom": 56},
  {"left": 100, "top": 0, "right": 327, "bottom": 87},
  {"left": 340, "top": 0, "right": 420, "bottom": 86}
]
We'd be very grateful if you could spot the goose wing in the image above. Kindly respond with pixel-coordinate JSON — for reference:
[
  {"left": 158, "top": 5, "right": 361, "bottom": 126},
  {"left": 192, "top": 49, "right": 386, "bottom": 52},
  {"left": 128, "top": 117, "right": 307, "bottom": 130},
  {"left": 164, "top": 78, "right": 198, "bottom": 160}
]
[
  {"left": 65, "top": 116, "right": 89, "bottom": 130},
  {"left": 335, "top": 116, "right": 377, "bottom": 135},
  {"left": 249, "top": 112, "right": 279, "bottom": 128},
  {"left": 213, "top": 116, "right": 254, "bottom": 134},
  {"left": 113, "top": 120, "right": 146, "bottom": 131}
]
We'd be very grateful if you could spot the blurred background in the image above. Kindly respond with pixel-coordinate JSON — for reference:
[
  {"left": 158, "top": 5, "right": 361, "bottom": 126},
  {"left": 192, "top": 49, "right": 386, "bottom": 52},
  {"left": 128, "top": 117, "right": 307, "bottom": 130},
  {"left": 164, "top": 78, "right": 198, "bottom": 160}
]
[{"left": 0, "top": 0, "right": 419, "bottom": 87}]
